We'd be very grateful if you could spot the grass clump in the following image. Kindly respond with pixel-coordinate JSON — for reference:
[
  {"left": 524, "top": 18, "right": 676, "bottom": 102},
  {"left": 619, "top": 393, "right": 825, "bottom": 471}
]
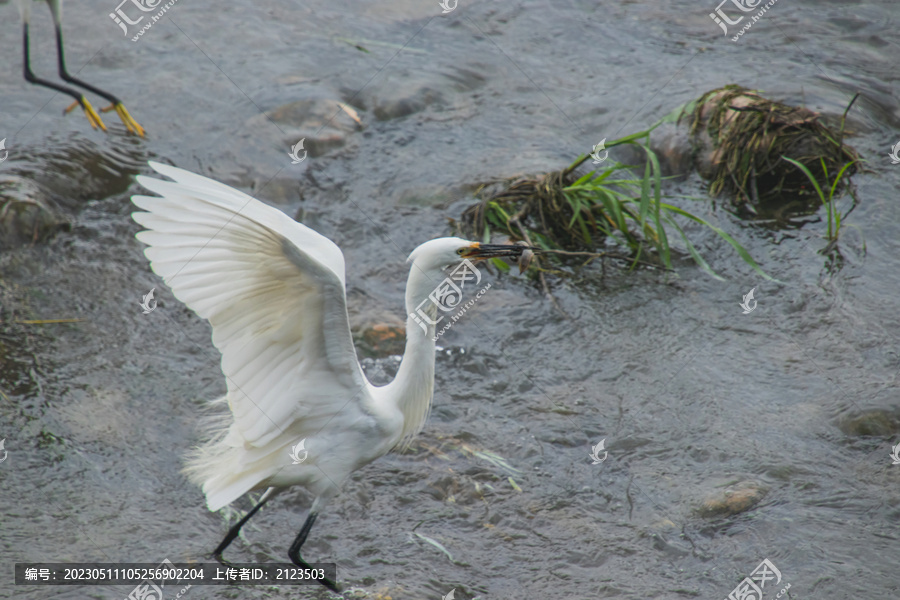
[
  {"left": 679, "top": 84, "right": 860, "bottom": 211},
  {"left": 462, "top": 128, "right": 771, "bottom": 282}
]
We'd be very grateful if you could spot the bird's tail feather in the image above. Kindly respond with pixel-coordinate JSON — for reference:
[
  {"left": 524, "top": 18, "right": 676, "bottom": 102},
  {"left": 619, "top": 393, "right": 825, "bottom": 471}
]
[{"left": 182, "top": 396, "right": 276, "bottom": 512}]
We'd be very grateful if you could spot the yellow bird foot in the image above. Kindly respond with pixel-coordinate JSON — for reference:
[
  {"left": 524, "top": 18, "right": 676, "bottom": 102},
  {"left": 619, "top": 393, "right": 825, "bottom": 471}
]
[
  {"left": 63, "top": 97, "right": 107, "bottom": 132},
  {"left": 101, "top": 102, "right": 145, "bottom": 137}
]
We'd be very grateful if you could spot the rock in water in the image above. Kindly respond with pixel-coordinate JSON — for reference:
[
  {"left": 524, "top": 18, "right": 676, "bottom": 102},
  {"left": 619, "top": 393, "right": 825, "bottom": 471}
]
[
  {"left": 697, "top": 480, "right": 767, "bottom": 517},
  {"left": 0, "top": 175, "right": 70, "bottom": 250},
  {"left": 653, "top": 84, "right": 860, "bottom": 216}
]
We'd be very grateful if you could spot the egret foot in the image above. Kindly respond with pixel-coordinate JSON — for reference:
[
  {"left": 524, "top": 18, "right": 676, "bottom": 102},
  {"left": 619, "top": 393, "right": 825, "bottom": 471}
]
[
  {"left": 44, "top": 0, "right": 144, "bottom": 137},
  {"left": 63, "top": 97, "right": 106, "bottom": 131},
  {"left": 212, "top": 553, "right": 238, "bottom": 569},
  {"left": 100, "top": 102, "right": 145, "bottom": 137}
]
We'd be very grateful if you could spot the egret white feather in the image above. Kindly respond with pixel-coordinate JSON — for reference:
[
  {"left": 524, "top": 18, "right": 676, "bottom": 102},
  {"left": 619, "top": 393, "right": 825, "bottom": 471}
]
[{"left": 131, "top": 161, "right": 530, "bottom": 588}]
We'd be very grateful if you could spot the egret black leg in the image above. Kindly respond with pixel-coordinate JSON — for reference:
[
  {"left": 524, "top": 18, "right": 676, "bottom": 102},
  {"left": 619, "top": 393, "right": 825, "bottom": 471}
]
[
  {"left": 212, "top": 494, "right": 272, "bottom": 566},
  {"left": 45, "top": 0, "right": 144, "bottom": 136},
  {"left": 53, "top": 22, "right": 117, "bottom": 102},
  {"left": 21, "top": 16, "right": 105, "bottom": 131},
  {"left": 288, "top": 512, "right": 339, "bottom": 592}
]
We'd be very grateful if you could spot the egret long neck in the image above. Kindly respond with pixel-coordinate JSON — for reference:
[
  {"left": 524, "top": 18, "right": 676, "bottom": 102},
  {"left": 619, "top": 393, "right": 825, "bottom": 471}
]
[{"left": 384, "top": 267, "right": 438, "bottom": 443}]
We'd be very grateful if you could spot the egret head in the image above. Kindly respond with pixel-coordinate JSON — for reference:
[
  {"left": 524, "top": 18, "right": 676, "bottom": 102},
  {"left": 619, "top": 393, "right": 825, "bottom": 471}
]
[{"left": 407, "top": 237, "right": 531, "bottom": 273}]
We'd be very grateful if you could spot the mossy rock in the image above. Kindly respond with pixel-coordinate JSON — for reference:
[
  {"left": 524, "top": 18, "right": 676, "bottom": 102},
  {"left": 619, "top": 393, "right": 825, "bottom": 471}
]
[
  {"left": 0, "top": 175, "right": 70, "bottom": 250},
  {"left": 697, "top": 481, "right": 767, "bottom": 518},
  {"left": 839, "top": 410, "right": 900, "bottom": 437},
  {"left": 678, "top": 84, "right": 859, "bottom": 213}
]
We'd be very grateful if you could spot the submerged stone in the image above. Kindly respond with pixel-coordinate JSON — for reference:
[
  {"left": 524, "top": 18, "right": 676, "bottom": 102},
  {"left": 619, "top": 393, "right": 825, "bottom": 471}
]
[
  {"left": 839, "top": 410, "right": 900, "bottom": 437},
  {"left": 252, "top": 97, "right": 362, "bottom": 158},
  {"left": 0, "top": 175, "right": 70, "bottom": 250},
  {"left": 356, "top": 323, "right": 406, "bottom": 358},
  {"left": 697, "top": 481, "right": 767, "bottom": 517}
]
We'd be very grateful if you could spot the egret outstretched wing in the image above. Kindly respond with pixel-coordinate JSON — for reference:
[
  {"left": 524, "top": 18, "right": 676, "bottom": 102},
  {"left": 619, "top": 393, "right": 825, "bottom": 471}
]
[
  {"left": 132, "top": 162, "right": 370, "bottom": 449},
  {"left": 131, "top": 168, "right": 528, "bottom": 581}
]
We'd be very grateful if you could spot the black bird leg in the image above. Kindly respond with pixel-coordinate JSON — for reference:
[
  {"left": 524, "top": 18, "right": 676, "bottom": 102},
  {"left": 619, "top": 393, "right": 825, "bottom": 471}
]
[
  {"left": 288, "top": 512, "right": 339, "bottom": 592},
  {"left": 212, "top": 492, "right": 273, "bottom": 566},
  {"left": 21, "top": 10, "right": 105, "bottom": 131},
  {"left": 45, "top": 0, "right": 144, "bottom": 135}
]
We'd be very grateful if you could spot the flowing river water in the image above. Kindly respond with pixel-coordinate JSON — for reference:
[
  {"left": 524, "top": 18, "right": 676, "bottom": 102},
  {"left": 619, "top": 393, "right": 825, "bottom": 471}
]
[{"left": 1, "top": 0, "right": 898, "bottom": 598}]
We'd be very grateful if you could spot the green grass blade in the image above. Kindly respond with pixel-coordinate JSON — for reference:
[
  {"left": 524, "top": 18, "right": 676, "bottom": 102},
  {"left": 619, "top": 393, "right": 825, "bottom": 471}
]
[
  {"left": 482, "top": 223, "right": 492, "bottom": 243},
  {"left": 570, "top": 171, "right": 595, "bottom": 187},
  {"left": 605, "top": 128, "right": 657, "bottom": 147},
  {"left": 592, "top": 188, "right": 628, "bottom": 233},
  {"left": 829, "top": 160, "right": 856, "bottom": 200},
  {"left": 663, "top": 213, "right": 724, "bottom": 280},
  {"left": 782, "top": 157, "right": 825, "bottom": 201},
  {"left": 639, "top": 158, "right": 652, "bottom": 230},
  {"left": 783, "top": 156, "right": 832, "bottom": 239},
  {"left": 646, "top": 144, "right": 668, "bottom": 263},
  {"left": 661, "top": 203, "right": 778, "bottom": 281},
  {"left": 491, "top": 257, "right": 511, "bottom": 272}
]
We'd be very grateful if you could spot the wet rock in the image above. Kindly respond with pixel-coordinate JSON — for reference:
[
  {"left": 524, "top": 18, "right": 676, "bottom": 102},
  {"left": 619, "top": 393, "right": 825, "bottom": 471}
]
[
  {"left": 397, "top": 185, "right": 456, "bottom": 207},
  {"left": 355, "top": 67, "right": 485, "bottom": 121},
  {"left": 253, "top": 97, "right": 362, "bottom": 158},
  {"left": 0, "top": 175, "right": 70, "bottom": 250},
  {"left": 371, "top": 85, "right": 445, "bottom": 121},
  {"left": 251, "top": 177, "right": 301, "bottom": 206},
  {"left": 355, "top": 323, "right": 406, "bottom": 358},
  {"left": 697, "top": 481, "right": 767, "bottom": 517},
  {"left": 649, "top": 122, "right": 693, "bottom": 179},
  {"left": 650, "top": 85, "right": 859, "bottom": 217},
  {"left": 643, "top": 519, "right": 691, "bottom": 557},
  {"left": 839, "top": 410, "right": 900, "bottom": 437}
]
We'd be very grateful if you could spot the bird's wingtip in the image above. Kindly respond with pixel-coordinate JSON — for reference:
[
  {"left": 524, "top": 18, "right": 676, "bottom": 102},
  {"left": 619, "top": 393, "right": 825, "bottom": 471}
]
[
  {"left": 133, "top": 177, "right": 160, "bottom": 197},
  {"left": 146, "top": 161, "right": 186, "bottom": 182}
]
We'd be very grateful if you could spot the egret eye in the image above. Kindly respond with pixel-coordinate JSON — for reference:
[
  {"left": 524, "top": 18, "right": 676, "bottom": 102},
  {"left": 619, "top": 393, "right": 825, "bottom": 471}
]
[{"left": 456, "top": 248, "right": 465, "bottom": 255}]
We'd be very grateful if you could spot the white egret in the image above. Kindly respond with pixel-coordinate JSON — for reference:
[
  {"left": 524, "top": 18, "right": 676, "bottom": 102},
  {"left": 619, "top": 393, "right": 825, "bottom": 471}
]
[
  {"left": 15, "top": 0, "right": 144, "bottom": 135},
  {"left": 131, "top": 161, "right": 531, "bottom": 591}
]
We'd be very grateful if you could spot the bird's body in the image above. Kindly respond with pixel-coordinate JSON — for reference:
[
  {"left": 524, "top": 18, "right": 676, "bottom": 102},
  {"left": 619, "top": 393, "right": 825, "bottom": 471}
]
[{"left": 131, "top": 161, "right": 529, "bottom": 590}]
